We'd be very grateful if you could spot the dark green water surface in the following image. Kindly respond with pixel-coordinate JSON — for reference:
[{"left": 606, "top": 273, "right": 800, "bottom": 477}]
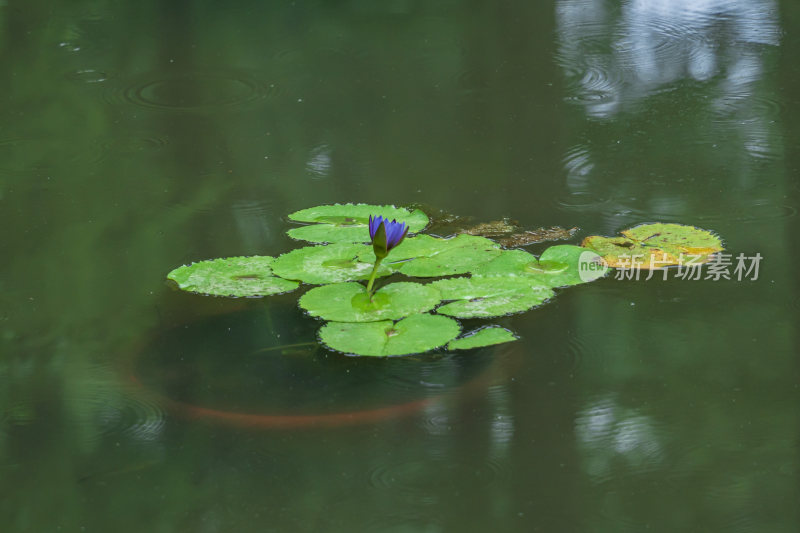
[{"left": 1, "top": 1, "right": 798, "bottom": 531}]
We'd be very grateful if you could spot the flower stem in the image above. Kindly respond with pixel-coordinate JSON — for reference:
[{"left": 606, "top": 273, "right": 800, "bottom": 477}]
[{"left": 365, "top": 257, "right": 384, "bottom": 299}]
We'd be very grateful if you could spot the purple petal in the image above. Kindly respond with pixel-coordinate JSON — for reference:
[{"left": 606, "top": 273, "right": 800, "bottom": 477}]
[
  {"left": 386, "top": 220, "right": 409, "bottom": 249},
  {"left": 369, "top": 215, "right": 384, "bottom": 240},
  {"left": 385, "top": 220, "right": 400, "bottom": 246}
]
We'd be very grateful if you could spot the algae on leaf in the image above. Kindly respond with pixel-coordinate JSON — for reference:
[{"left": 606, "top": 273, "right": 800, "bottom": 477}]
[
  {"left": 271, "top": 243, "right": 392, "bottom": 284},
  {"left": 299, "top": 281, "right": 441, "bottom": 322},
  {"left": 287, "top": 203, "right": 429, "bottom": 243},
  {"left": 432, "top": 276, "right": 554, "bottom": 319},
  {"left": 319, "top": 314, "right": 461, "bottom": 356},
  {"left": 497, "top": 226, "right": 579, "bottom": 247},
  {"left": 582, "top": 223, "right": 723, "bottom": 269},
  {"left": 448, "top": 326, "right": 518, "bottom": 350},
  {"left": 167, "top": 256, "right": 299, "bottom": 297}
]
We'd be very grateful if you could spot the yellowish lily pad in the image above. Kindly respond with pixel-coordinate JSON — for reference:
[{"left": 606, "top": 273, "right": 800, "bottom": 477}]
[{"left": 581, "top": 223, "right": 723, "bottom": 269}]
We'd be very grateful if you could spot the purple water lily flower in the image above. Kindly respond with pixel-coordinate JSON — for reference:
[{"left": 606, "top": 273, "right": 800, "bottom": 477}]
[
  {"left": 369, "top": 215, "right": 409, "bottom": 256},
  {"left": 365, "top": 215, "right": 409, "bottom": 297}
]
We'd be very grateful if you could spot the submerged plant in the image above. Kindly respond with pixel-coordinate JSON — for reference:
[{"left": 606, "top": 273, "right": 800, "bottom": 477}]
[{"left": 365, "top": 215, "right": 409, "bottom": 298}]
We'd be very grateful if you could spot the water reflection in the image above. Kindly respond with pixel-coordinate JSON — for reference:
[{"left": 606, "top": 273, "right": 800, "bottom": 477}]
[
  {"left": 554, "top": 0, "right": 785, "bottom": 225},
  {"left": 556, "top": 0, "right": 780, "bottom": 118},
  {"left": 576, "top": 395, "right": 664, "bottom": 483}
]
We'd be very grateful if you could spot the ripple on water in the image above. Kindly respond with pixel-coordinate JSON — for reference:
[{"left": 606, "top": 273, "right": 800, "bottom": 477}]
[
  {"left": 100, "top": 135, "right": 169, "bottom": 156},
  {"left": 65, "top": 68, "right": 112, "bottom": 84},
  {"left": 562, "top": 63, "right": 624, "bottom": 114},
  {"left": 95, "top": 388, "right": 167, "bottom": 442},
  {"left": 555, "top": 145, "right": 614, "bottom": 211},
  {"left": 710, "top": 92, "right": 783, "bottom": 120},
  {"left": 106, "top": 69, "right": 276, "bottom": 111},
  {"left": 555, "top": 191, "right": 612, "bottom": 212},
  {"left": 594, "top": 198, "right": 691, "bottom": 226}
]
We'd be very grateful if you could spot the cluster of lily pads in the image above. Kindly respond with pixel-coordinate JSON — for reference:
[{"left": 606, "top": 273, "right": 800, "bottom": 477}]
[{"left": 166, "top": 204, "right": 723, "bottom": 357}]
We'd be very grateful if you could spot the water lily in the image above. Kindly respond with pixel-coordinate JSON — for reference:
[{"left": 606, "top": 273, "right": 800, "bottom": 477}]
[{"left": 366, "top": 215, "right": 409, "bottom": 298}]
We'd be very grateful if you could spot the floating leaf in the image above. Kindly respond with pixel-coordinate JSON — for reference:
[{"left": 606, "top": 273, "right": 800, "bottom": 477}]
[
  {"left": 473, "top": 245, "right": 607, "bottom": 287},
  {"left": 432, "top": 277, "right": 554, "bottom": 319},
  {"left": 448, "top": 327, "right": 518, "bottom": 350},
  {"left": 166, "top": 256, "right": 299, "bottom": 297},
  {"left": 319, "top": 314, "right": 461, "bottom": 356},
  {"left": 388, "top": 234, "right": 502, "bottom": 277},
  {"left": 287, "top": 203, "right": 429, "bottom": 243},
  {"left": 299, "top": 281, "right": 441, "bottom": 322},
  {"left": 287, "top": 225, "right": 369, "bottom": 244},
  {"left": 471, "top": 249, "right": 542, "bottom": 278},
  {"left": 535, "top": 245, "right": 608, "bottom": 286},
  {"left": 271, "top": 243, "right": 392, "bottom": 284},
  {"left": 582, "top": 223, "right": 723, "bottom": 269}
]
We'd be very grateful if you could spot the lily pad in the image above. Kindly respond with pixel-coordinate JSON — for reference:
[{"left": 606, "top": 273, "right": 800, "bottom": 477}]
[
  {"left": 287, "top": 203, "right": 429, "bottom": 243},
  {"left": 582, "top": 223, "right": 723, "bottom": 269},
  {"left": 387, "top": 234, "right": 502, "bottom": 277},
  {"left": 473, "top": 245, "right": 607, "bottom": 287},
  {"left": 471, "top": 249, "right": 542, "bottom": 277},
  {"left": 271, "top": 243, "right": 392, "bottom": 284},
  {"left": 535, "top": 245, "right": 608, "bottom": 286},
  {"left": 319, "top": 314, "right": 461, "bottom": 356},
  {"left": 299, "top": 281, "right": 441, "bottom": 322},
  {"left": 432, "top": 277, "right": 554, "bottom": 319},
  {"left": 448, "top": 327, "right": 518, "bottom": 350},
  {"left": 166, "top": 256, "right": 299, "bottom": 297}
]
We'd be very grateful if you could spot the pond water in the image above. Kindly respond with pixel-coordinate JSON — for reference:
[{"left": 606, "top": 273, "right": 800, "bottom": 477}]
[{"left": 1, "top": 1, "right": 798, "bottom": 531}]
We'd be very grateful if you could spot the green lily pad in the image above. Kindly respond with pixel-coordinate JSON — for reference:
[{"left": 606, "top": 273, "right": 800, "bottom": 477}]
[
  {"left": 166, "top": 256, "right": 299, "bottom": 297},
  {"left": 448, "top": 327, "right": 518, "bottom": 350},
  {"left": 388, "top": 234, "right": 502, "bottom": 277},
  {"left": 582, "top": 223, "right": 723, "bottom": 269},
  {"left": 271, "top": 243, "right": 392, "bottom": 285},
  {"left": 534, "top": 245, "right": 608, "bottom": 286},
  {"left": 299, "top": 281, "right": 441, "bottom": 322},
  {"left": 287, "top": 225, "right": 369, "bottom": 244},
  {"left": 471, "top": 249, "right": 542, "bottom": 277},
  {"left": 319, "top": 313, "right": 461, "bottom": 356},
  {"left": 287, "top": 203, "right": 429, "bottom": 243},
  {"left": 473, "top": 245, "right": 607, "bottom": 287},
  {"left": 432, "top": 277, "right": 554, "bottom": 319}
]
